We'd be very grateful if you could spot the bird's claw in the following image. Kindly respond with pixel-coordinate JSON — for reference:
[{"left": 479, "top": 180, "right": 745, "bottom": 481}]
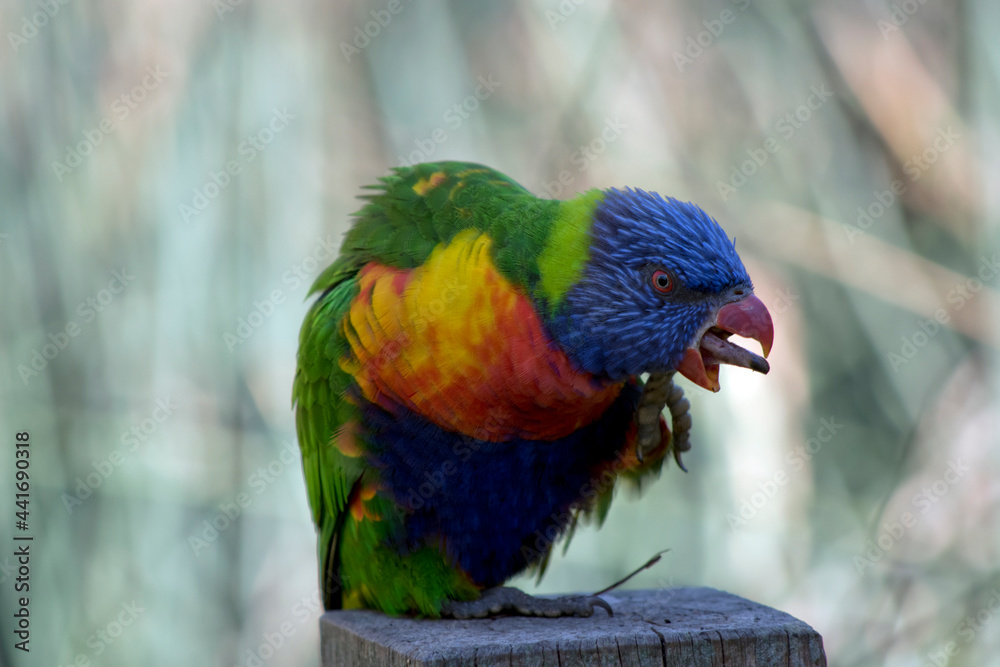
[
  {"left": 635, "top": 372, "right": 672, "bottom": 462},
  {"left": 637, "top": 372, "right": 693, "bottom": 471},
  {"left": 666, "top": 379, "right": 692, "bottom": 472},
  {"left": 441, "top": 587, "right": 613, "bottom": 619}
]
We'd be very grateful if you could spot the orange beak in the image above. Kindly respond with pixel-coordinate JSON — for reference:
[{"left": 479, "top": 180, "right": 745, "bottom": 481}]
[{"left": 675, "top": 294, "right": 773, "bottom": 392}]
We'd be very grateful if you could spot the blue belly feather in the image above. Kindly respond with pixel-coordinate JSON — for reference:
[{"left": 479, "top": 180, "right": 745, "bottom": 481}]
[{"left": 359, "top": 382, "right": 642, "bottom": 587}]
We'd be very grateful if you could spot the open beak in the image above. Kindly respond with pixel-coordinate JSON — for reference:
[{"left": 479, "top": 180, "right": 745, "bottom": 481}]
[{"left": 675, "top": 294, "right": 773, "bottom": 392}]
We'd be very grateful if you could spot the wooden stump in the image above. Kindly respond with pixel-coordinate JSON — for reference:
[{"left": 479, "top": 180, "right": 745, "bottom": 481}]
[{"left": 320, "top": 587, "right": 827, "bottom": 666}]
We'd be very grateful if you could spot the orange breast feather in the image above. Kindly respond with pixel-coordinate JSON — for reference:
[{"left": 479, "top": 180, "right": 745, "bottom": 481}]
[{"left": 340, "top": 229, "right": 623, "bottom": 441}]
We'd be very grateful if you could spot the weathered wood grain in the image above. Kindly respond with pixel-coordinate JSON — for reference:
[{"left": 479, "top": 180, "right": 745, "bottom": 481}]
[{"left": 320, "top": 587, "right": 827, "bottom": 666}]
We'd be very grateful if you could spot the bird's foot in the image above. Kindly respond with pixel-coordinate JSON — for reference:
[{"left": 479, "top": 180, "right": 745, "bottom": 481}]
[
  {"left": 441, "top": 587, "right": 612, "bottom": 619},
  {"left": 637, "top": 372, "right": 692, "bottom": 470},
  {"left": 665, "top": 376, "right": 692, "bottom": 471}
]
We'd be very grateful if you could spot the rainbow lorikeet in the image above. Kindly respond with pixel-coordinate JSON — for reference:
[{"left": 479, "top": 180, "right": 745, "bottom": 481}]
[{"left": 293, "top": 161, "right": 772, "bottom": 618}]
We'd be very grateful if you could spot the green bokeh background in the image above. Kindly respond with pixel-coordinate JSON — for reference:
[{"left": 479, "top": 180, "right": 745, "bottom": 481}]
[{"left": 2, "top": 0, "right": 999, "bottom": 665}]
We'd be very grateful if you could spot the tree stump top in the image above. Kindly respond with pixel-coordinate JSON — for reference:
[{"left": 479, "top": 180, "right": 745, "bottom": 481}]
[{"left": 320, "top": 586, "right": 827, "bottom": 666}]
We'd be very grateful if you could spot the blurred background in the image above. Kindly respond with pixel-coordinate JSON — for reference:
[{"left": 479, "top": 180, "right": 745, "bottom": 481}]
[{"left": 1, "top": 0, "right": 998, "bottom": 665}]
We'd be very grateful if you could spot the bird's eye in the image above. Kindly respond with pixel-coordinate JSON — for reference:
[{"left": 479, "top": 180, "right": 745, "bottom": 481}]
[{"left": 651, "top": 269, "right": 673, "bottom": 294}]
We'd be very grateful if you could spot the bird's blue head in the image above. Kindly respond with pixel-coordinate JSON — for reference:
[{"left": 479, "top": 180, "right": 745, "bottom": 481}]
[{"left": 543, "top": 187, "right": 773, "bottom": 389}]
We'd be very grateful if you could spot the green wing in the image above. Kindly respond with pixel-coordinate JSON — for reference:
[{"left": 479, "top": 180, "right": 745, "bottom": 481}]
[{"left": 292, "top": 275, "right": 362, "bottom": 608}]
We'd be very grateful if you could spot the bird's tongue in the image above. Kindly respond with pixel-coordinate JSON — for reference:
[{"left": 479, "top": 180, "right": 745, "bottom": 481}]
[
  {"left": 675, "top": 295, "right": 773, "bottom": 392},
  {"left": 700, "top": 330, "right": 770, "bottom": 374}
]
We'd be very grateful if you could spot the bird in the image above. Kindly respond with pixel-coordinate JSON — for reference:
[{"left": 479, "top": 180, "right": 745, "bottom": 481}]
[{"left": 292, "top": 161, "right": 773, "bottom": 618}]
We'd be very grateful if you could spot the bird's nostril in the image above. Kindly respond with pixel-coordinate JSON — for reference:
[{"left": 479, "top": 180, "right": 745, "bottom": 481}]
[{"left": 734, "top": 289, "right": 744, "bottom": 296}]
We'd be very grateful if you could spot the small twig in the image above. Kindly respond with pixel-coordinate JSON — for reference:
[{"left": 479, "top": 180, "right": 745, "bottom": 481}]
[{"left": 591, "top": 549, "right": 670, "bottom": 596}]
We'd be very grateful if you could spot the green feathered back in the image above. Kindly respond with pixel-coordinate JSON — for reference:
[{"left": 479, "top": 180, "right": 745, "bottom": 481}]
[{"left": 308, "top": 162, "right": 600, "bottom": 307}]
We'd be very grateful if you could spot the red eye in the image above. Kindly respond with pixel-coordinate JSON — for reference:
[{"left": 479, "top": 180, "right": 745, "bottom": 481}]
[{"left": 651, "top": 269, "right": 673, "bottom": 294}]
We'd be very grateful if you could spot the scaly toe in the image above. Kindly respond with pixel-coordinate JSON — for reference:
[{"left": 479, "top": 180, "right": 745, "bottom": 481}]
[{"left": 441, "top": 587, "right": 613, "bottom": 619}]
